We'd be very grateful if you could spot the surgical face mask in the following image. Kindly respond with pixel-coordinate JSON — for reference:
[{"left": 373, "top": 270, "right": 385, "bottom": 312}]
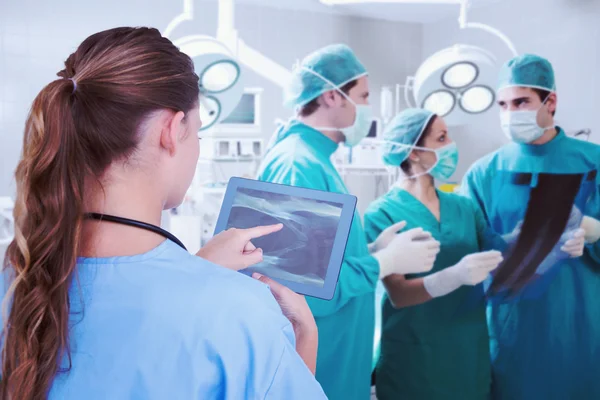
[
  {"left": 380, "top": 140, "right": 459, "bottom": 181},
  {"left": 337, "top": 100, "right": 373, "bottom": 147},
  {"left": 428, "top": 142, "right": 459, "bottom": 181},
  {"left": 301, "top": 67, "right": 372, "bottom": 147},
  {"left": 500, "top": 96, "right": 554, "bottom": 144}
]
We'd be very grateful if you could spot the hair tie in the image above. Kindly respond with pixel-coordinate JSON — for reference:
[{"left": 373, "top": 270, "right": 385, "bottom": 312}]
[{"left": 69, "top": 78, "right": 77, "bottom": 94}]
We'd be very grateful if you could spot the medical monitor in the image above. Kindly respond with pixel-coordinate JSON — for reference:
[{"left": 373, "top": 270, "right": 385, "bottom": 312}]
[{"left": 213, "top": 88, "right": 262, "bottom": 135}]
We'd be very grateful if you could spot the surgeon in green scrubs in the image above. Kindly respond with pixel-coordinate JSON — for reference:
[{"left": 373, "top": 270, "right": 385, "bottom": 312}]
[
  {"left": 257, "top": 45, "right": 441, "bottom": 400},
  {"left": 363, "top": 108, "right": 509, "bottom": 400},
  {"left": 461, "top": 54, "right": 600, "bottom": 400}
]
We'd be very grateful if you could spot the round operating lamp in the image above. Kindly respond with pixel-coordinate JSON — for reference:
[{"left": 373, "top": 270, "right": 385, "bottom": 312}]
[
  {"left": 442, "top": 61, "right": 478, "bottom": 89},
  {"left": 460, "top": 85, "right": 494, "bottom": 114},
  {"left": 412, "top": 45, "right": 497, "bottom": 126},
  {"left": 422, "top": 90, "right": 455, "bottom": 118},
  {"left": 174, "top": 35, "right": 244, "bottom": 133}
]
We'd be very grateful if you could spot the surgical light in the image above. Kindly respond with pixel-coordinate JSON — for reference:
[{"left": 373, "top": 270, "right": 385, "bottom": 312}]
[
  {"left": 422, "top": 90, "right": 455, "bottom": 117},
  {"left": 460, "top": 85, "right": 494, "bottom": 114},
  {"left": 174, "top": 35, "right": 244, "bottom": 133},
  {"left": 164, "top": 0, "right": 292, "bottom": 92},
  {"left": 398, "top": 0, "right": 519, "bottom": 125},
  {"left": 201, "top": 60, "right": 239, "bottom": 93},
  {"left": 408, "top": 44, "right": 497, "bottom": 125},
  {"left": 442, "top": 62, "right": 478, "bottom": 89},
  {"left": 198, "top": 96, "right": 222, "bottom": 131}
]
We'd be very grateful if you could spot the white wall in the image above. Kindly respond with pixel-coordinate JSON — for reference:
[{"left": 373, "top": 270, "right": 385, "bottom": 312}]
[
  {"left": 0, "top": 0, "right": 423, "bottom": 198},
  {"left": 421, "top": 0, "right": 600, "bottom": 180},
  {"left": 344, "top": 16, "right": 423, "bottom": 215}
]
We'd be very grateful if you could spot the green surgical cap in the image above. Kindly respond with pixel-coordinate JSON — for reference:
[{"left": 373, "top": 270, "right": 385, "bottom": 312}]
[
  {"left": 497, "top": 54, "right": 556, "bottom": 92},
  {"left": 382, "top": 108, "right": 436, "bottom": 166},
  {"left": 284, "top": 44, "right": 367, "bottom": 108}
]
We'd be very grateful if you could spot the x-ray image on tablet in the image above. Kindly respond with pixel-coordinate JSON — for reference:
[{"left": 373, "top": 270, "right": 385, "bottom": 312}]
[
  {"left": 215, "top": 178, "right": 356, "bottom": 299},
  {"left": 227, "top": 187, "right": 342, "bottom": 287}
]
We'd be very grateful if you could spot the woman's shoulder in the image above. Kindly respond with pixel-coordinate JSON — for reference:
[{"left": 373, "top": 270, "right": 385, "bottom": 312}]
[
  {"left": 151, "top": 243, "right": 284, "bottom": 320},
  {"left": 154, "top": 247, "right": 295, "bottom": 363},
  {"left": 69, "top": 243, "right": 313, "bottom": 399},
  {"left": 80, "top": 240, "right": 287, "bottom": 330}
]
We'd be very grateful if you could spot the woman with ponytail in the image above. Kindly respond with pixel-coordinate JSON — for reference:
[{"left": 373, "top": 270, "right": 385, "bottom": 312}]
[{"left": 0, "top": 27, "right": 324, "bottom": 400}]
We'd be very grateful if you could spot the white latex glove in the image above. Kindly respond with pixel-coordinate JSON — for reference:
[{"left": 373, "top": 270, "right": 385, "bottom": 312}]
[
  {"left": 423, "top": 250, "right": 503, "bottom": 298},
  {"left": 374, "top": 228, "right": 440, "bottom": 278},
  {"left": 560, "top": 228, "right": 585, "bottom": 257},
  {"left": 369, "top": 221, "right": 407, "bottom": 254},
  {"left": 501, "top": 220, "right": 523, "bottom": 244},
  {"left": 581, "top": 216, "right": 600, "bottom": 243}
]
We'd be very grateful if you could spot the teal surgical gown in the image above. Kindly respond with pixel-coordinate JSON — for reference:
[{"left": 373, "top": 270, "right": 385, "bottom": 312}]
[
  {"left": 364, "top": 187, "right": 501, "bottom": 400},
  {"left": 461, "top": 128, "right": 600, "bottom": 400},
  {"left": 257, "top": 120, "right": 380, "bottom": 400},
  {"left": 0, "top": 240, "right": 326, "bottom": 399}
]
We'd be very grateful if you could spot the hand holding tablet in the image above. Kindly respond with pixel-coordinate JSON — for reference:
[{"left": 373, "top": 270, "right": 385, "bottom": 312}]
[
  {"left": 214, "top": 177, "right": 357, "bottom": 300},
  {"left": 252, "top": 272, "right": 318, "bottom": 374}
]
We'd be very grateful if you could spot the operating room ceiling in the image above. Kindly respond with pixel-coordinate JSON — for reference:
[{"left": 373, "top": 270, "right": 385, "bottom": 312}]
[{"left": 225, "top": 0, "right": 502, "bottom": 23}]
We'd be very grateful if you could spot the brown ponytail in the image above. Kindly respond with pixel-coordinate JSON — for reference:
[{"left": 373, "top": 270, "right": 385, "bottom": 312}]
[
  {"left": 1, "top": 77, "right": 85, "bottom": 400},
  {"left": 1, "top": 27, "right": 199, "bottom": 400}
]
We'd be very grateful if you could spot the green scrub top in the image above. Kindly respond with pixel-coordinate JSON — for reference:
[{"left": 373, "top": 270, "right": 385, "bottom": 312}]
[
  {"left": 257, "top": 120, "right": 380, "bottom": 400},
  {"left": 364, "top": 187, "right": 500, "bottom": 400},
  {"left": 461, "top": 128, "right": 600, "bottom": 400}
]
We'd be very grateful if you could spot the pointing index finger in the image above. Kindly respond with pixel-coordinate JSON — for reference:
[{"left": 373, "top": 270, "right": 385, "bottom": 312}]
[{"left": 242, "top": 223, "right": 284, "bottom": 240}]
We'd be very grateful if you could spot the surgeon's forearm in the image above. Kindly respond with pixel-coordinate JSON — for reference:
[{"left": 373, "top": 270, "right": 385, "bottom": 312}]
[
  {"left": 294, "top": 325, "right": 318, "bottom": 375},
  {"left": 382, "top": 275, "right": 432, "bottom": 308}
]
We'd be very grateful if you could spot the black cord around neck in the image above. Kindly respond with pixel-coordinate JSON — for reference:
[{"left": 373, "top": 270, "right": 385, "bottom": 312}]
[{"left": 85, "top": 213, "right": 187, "bottom": 251}]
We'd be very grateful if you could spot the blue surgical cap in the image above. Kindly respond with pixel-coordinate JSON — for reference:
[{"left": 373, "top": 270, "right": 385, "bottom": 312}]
[
  {"left": 497, "top": 54, "right": 556, "bottom": 92},
  {"left": 284, "top": 44, "right": 368, "bottom": 108},
  {"left": 382, "top": 108, "right": 436, "bottom": 166}
]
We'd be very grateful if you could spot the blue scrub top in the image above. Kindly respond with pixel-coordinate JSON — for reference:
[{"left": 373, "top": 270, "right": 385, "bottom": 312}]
[
  {"left": 461, "top": 128, "right": 600, "bottom": 400},
  {"left": 1, "top": 240, "right": 326, "bottom": 399},
  {"left": 258, "top": 120, "right": 380, "bottom": 400}
]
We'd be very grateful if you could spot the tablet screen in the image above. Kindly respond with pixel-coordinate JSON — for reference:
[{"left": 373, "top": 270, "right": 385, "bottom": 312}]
[{"left": 226, "top": 187, "right": 344, "bottom": 288}]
